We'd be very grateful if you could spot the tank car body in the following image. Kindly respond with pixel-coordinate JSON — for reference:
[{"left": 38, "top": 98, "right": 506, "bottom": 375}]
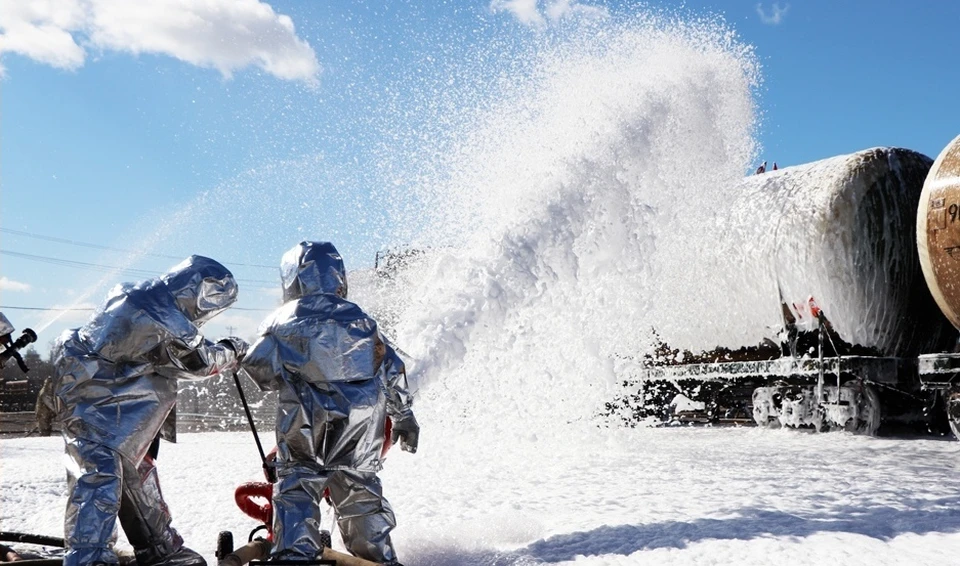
[{"left": 612, "top": 146, "right": 960, "bottom": 435}]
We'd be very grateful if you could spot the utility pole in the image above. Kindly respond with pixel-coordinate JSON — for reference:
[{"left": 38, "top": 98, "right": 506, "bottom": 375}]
[{"left": 226, "top": 325, "right": 236, "bottom": 336}]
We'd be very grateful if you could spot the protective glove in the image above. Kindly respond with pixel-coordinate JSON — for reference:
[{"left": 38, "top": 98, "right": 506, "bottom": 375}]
[
  {"left": 218, "top": 336, "right": 250, "bottom": 361},
  {"left": 391, "top": 413, "right": 419, "bottom": 454}
]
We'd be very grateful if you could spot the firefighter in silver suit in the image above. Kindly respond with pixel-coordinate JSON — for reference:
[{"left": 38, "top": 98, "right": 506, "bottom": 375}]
[
  {"left": 240, "top": 241, "right": 418, "bottom": 565},
  {"left": 53, "top": 256, "right": 248, "bottom": 566}
]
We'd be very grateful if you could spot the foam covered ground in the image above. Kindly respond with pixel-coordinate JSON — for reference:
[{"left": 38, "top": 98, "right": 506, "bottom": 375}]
[{"left": 4, "top": 427, "right": 960, "bottom": 565}]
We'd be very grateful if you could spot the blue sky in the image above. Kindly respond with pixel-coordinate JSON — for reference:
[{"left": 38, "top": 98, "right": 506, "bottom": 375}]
[{"left": 2, "top": 0, "right": 960, "bottom": 350}]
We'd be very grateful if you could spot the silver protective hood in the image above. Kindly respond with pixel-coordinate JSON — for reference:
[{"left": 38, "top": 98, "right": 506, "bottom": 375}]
[
  {"left": 281, "top": 241, "right": 347, "bottom": 302},
  {"left": 162, "top": 255, "right": 238, "bottom": 325}
]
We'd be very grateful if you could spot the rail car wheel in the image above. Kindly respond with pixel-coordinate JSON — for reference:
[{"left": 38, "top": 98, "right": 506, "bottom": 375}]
[
  {"left": 778, "top": 385, "right": 817, "bottom": 430},
  {"left": 751, "top": 386, "right": 782, "bottom": 428},
  {"left": 843, "top": 381, "right": 881, "bottom": 436},
  {"left": 946, "top": 390, "right": 960, "bottom": 440}
]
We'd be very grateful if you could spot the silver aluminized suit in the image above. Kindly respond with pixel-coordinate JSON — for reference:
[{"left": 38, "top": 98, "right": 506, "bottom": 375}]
[
  {"left": 240, "top": 241, "right": 416, "bottom": 565},
  {"left": 53, "top": 256, "right": 243, "bottom": 566},
  {"left": 0, "top": 312, "right": 13, "bottom": 338}
]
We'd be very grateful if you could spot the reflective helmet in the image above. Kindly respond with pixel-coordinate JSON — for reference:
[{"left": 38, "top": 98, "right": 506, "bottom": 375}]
[
  {"left": 280, "top": 241, "right": 347, "bottom": 301},
  {"left": 161, "top": 255, "right": 238, "bottom": 325}
]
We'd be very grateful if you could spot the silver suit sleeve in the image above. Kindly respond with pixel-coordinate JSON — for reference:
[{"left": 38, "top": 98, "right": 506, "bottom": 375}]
[
  {"left": 380, "top": 341, "right": 415, "bottom": 420},
  {"left": 155, "top": 337, "right": 239, "bottom": 381},
  {"left": 240, "top": 333, "right": 284, "bottom": 391}
]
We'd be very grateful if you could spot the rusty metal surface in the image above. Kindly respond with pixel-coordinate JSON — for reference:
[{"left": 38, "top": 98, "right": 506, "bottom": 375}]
[{"left": 918, "top": 133, "right": 960, "bottom": 329}]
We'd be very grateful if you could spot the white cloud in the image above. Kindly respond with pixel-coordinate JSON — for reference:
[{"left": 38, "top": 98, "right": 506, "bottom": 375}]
[
  {"left": 544, "top": 0, "right": 609, "bottom": 22},
  {"left": 491, "top": 0, "right": 544, "bottom": 27},
  {"left": 490, "top": 0, "right": 609, "bottom": 29},
  {"left": 0, "top": 277, "right": 31, "bottom": 292},
  {"left": 0, "top": 0, "right": 320, "bottom": 84},
  {"left": 756, "top": 2, "right": 790, "bottom": 25}
]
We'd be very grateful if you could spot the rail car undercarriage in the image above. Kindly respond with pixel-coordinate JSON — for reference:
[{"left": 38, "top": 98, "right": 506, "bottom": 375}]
[
  {"left": 601, "top": 142, "right": 960, "bottom": 438},
  {"left": 610, "top": 349, "right": 960, "bottom": 437}
]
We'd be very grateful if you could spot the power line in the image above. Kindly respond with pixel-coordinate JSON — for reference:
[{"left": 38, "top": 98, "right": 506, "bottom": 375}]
[
  {"left": 0, "top": 227, "right": 277, "bottom": 269},
  {"left": 2, "top": 249, "right": 160, "bottom": 277},
  {"left": 0, "top": 306, "right": 92, "bottom": 311},
  {"left": 0, "top": 305, "right": 273, "bottom": 312},
  {"left": 1, "top": 249, "right": 278, "bottom": 288}
]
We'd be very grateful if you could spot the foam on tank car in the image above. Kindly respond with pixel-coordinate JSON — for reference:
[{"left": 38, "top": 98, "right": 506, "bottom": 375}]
[{"left": 722, "top": 147, "right": 954, "bottom": 357}]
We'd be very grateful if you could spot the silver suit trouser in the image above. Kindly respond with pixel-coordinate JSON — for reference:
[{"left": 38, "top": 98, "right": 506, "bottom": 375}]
[
  {"left": 272, "top": 464, "right": 397, "bottom": 564},
  {"left": 64, "top": 439, "right": 183, "bottom": 566}
]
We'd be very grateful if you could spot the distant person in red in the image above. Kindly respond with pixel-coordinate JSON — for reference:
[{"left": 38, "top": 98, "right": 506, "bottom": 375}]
[
  {"left": 773, "top": 162, "right": 779, "bottom": 171},
  {"left": 755, "top": 161, "right": 767, "bottom": 174}
]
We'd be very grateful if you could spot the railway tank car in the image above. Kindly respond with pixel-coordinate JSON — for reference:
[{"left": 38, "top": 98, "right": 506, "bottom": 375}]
[{"left": 610, "top": 145, "right": 960, "bottom": 435}]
